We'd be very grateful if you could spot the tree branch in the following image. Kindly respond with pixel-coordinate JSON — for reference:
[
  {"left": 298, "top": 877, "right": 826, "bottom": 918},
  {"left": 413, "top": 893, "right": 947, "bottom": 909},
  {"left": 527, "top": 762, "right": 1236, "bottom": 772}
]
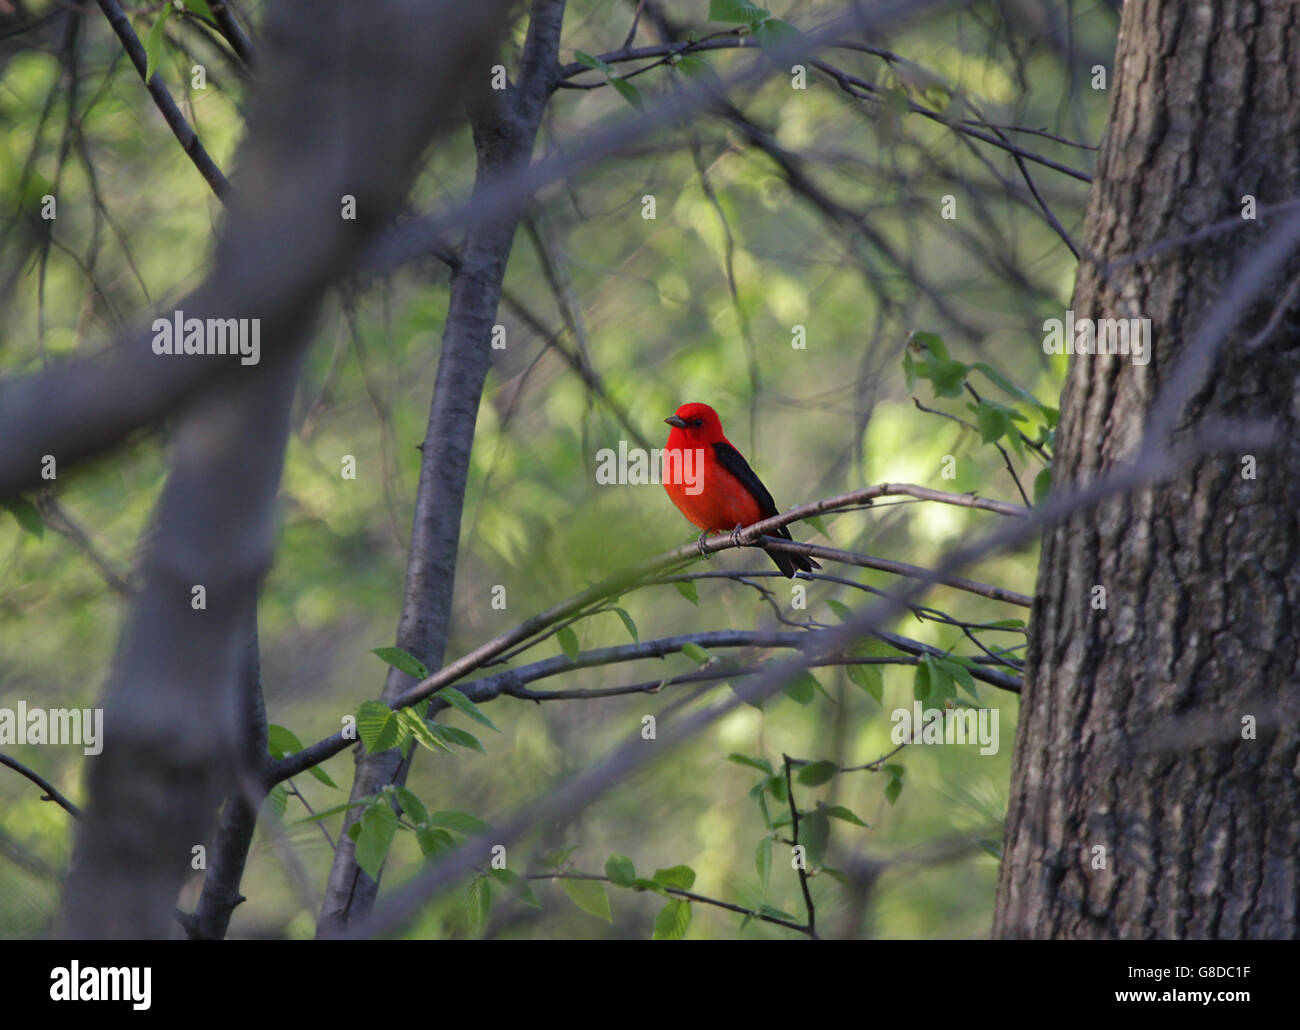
[
  {"left": 316, "top": 0, "right": 569, "bottom": 936},
  {"left": 0, "top": 753, "right": 82, "bottom": 819},
  {"left": 783, "top": 754, "right": 817, "bottom": 939},
  {"left": 352, "top": 417, "right": 1276, "bottom": 939},
  {"left": 94, "top": 0, "right": 232, "bottom": 199}
]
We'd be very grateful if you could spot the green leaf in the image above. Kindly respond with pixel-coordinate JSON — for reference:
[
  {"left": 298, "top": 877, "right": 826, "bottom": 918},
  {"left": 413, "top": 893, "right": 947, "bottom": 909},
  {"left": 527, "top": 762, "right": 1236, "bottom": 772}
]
[
  {"left": 430, "top": 722, "right": 485, "bottom": 754},
  {"left": 465, "top": 877, "right": 491, "bottom": 935},
  {"left": 435, "top": 686, "right": 499, "bottom": 732},
  {"left": 556, "top": 625, "right": 580, "bottom": 661},
  {"left": 295, "top": 797, "right": 369, "bottom": 824},
  {"left": 1033, "top": 467, "right": 1052, "bottom": 505},
  {"left": 902, "top": 348, "right": 918, "bottom": 392},
  {"left": 884, "top": 767, "right": 904, "bottom": 806},
  {"left": 143, "top": 4, "right": 172, "bottom": 82},
  {"left": 305, "top": 764, "right": 339, "bottom": 789},
  {"left": 539, "top": 845, "right": 578, "bottom": 869},
  {"left": 796, "top": 760, "right": 838, "bottom": 786},
  {"left": 727, "top": 753, "right": 773, "bottom": 775},
  {"left": 973, "top": 361, "right": 1040, "bottom": 408},
  {"left": 846, "top": 661, "right": 883, "bottom": 705},
  {"left": 416, "top": 827, "right": 455, "bottom": 858},
  {"left": 708, "top": 0, "right": 770, "bottom": 26},
  {"left": 426, "top": 810, "right": 491, "bottom": 835},
  {"left": 266, "top": 724, "right": 304, "bottom": 758},
  {"left": 681, "top": 641, "right": 712, "bottom": 665},
  {"left": 826, "top": 599, "right": 852, "bottom": 623},
  {"left": 269, "top": 724, "right": 335, "bottom": 785},
  {"left": 800, "top": 809, "right": 829, "bottom": 867},
  {"left": 605, "top": 854, "right": 637, "bottom": 888},
  {"left": 913, "top": 659, "right": 932, "bottom": 701},
  {"left": 974, "top": 399, "right": 1012, "bottom": 445},
  {"left": 938, "top": 657, "right": 980, "bottom": 701},
  {"left": 393, "top": 785, "right": 428, "bottom": 825},
  {"left": 909, "top": 330, "right": 949, "bottom": 361},
  {"left": 853, "top": 636, "right": 908, "bottom": 659},
  {"left": 609, "top": 76, "right": 644, "bottom": 109},
  {"left": 573, "top": 49, "right": 614, "bottom": 73},
  {"left": 267, "top": 724, "right": 337, "bottom": 787},
  {"left": 265, "top": 783, "right": 288, "bottom": 822},
  {"left": 819, "top": 802, "right": 868, "bottom": 827},
  {"left": 929, "top": 358, "right": 969, "bottom": 398},
  {"left": 925, "top": 654, "right": 958, "bottom": 703},
  {"left": 371, "top": 646, "right": 429, "bottom": 681},
  {"left": 676, "top": 54, "right": 725, "bottom": 91},
  {"left": 653, "top": 898, "right": 692, "bottom": 940},
  {"left": 488, "top": 867, "right": 541, "bottom": 907},
  {"left": 765, "top": 774, "right": 788, "bottom": 802},
  {"left": 653, "top": 865, "right": 696, "bottom": 890},
  {"left": 2, "top": 497, "right": 43, "bottom": 539},
  {"left": 356, "top": 700, "right": 408, "bottom": 753},
  {"left": 397, "top": 707, "right": 453, "bottom": 753},
  {"left": 181, "top": 0, "right": 215, "bottom": 19},
  {"left": 674, "top": 579, "right": 699, "bottom": 605},
  {"left": 755, "top": 837, "right": 773, "bottom": 885},
  {"left": 611, "top": 606, "right": 639, "bottom": 643},
  {"left": 354, "top": 804, "right": 398, "bottom": 880},
  {"left": 782, "top": 670, "right": 819, "bottom": 706},
  {"left": 805, "top": 514, "right": 829, "bottom": 537},
  {"left": 753, "top": 17, "right": 803, "bottom": 52},
  {"left": 560, "top": 878, "right": 612, "bottom": 922}
]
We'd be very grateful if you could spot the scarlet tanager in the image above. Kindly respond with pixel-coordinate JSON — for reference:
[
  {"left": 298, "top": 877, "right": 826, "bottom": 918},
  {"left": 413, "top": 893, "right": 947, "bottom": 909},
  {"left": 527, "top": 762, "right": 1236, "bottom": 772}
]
[{"left": 662, "top": 401, "right": 820, "bottom": 578}]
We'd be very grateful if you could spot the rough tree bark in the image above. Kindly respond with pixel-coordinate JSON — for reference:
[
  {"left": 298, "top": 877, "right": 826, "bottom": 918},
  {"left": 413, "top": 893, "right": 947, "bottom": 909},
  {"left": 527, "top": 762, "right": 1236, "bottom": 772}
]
[
  {"left": 995, "top": 0, "right": 1300, "bottom": 938},
  {"left": 315, "top": 0, "right": 567, "bottom": 936}
]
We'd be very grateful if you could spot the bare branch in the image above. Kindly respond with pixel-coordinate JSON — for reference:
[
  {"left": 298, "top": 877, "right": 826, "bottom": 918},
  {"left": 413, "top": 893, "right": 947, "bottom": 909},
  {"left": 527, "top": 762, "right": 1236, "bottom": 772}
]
[{"left": 0, "top": 753, "right": 82, "bottom": 819}]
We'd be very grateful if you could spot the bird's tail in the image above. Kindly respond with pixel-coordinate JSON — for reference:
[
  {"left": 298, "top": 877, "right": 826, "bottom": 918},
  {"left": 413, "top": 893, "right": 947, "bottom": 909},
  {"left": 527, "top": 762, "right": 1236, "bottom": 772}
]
[{"left": 764, "top": 525, "right": 821, "bottom": 578}]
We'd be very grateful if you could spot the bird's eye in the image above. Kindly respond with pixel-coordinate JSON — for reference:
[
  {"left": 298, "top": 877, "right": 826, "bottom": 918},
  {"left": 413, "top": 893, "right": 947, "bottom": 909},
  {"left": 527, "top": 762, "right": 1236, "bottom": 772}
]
[{"left": 692, "top": 418, "right": 704, "bottom": 427}]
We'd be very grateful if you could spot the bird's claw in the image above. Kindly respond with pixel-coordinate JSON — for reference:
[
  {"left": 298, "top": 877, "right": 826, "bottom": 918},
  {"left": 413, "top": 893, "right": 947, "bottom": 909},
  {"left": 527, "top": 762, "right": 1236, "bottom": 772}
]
[
  {"left": 697, "top": 531, "right": 713, "bottom": 560},
  {"left": 730, "top": 524, "right": 745, "bottom": 548}
]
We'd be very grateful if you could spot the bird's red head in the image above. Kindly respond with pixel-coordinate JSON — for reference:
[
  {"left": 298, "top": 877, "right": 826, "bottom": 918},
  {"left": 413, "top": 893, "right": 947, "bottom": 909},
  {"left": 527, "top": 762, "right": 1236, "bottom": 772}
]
[{"left": 664, "top": 402, "right": 727, "bottom": 443}]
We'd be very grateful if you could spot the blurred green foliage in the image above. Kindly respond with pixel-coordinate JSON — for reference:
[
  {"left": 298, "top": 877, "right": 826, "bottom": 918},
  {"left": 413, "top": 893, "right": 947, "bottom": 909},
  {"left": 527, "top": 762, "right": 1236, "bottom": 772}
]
[{"left": 0, "top": 0, "right": 1114, "bottom": 937}]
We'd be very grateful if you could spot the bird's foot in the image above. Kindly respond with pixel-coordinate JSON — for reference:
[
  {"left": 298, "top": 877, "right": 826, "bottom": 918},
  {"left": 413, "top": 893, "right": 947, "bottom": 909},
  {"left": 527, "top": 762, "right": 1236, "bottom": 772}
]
[
  {"left": 730, "top": 524, "right": 745, "bottom": 548},
  {"left": 696, "top": 530, "right": 714, "bottom": 560}
]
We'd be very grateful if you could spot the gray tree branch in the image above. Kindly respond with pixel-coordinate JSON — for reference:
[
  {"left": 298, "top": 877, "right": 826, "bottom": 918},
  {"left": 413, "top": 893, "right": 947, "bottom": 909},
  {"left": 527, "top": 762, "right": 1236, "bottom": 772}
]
[{"left": 316, "top": 0, "right": 569, "bottom": 937}]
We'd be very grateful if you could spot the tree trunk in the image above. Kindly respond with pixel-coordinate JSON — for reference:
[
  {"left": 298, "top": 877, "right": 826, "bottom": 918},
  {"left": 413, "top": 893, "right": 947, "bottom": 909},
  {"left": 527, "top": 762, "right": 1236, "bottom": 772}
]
[
  {"left": 315, "top": 0, "right": 566, "bottom": 936},
  {"left": 995, "top": 0, "right": 1300, "bottom": 938}
]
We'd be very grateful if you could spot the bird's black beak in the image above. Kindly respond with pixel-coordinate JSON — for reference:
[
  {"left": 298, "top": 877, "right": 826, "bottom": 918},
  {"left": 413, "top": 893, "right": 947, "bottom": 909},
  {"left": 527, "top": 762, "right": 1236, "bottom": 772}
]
[{"left": 664, "top": 415, "right": 687, "bottom": 428}]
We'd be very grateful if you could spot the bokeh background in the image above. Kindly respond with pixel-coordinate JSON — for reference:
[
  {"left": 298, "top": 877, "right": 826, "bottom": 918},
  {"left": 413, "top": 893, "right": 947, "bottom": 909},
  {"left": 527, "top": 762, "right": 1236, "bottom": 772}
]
[{"left": 0, "top": 0, "right": 1119, "bottom": 937}]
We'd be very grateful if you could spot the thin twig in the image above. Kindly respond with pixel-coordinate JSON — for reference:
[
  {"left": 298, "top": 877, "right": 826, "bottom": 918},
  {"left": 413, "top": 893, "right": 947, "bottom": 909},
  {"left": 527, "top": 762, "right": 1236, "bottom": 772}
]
[
  {"left": 533, "top": 871, "right": 811, "bottom": 935},
  {"left": 0, "top": 753, "right": 82, "bottom": 818},
  {"left": 783, "top": 755, "right": 818, "bottom": 939},
  {"left": 94, "top": 0, "right": 232, "bottom": 199}
]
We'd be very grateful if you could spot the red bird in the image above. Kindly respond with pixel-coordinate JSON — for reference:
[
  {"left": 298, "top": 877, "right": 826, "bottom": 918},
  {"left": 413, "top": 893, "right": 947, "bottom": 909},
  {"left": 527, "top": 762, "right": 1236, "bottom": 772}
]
[{"left": 662, "top": 402, "right": 819, "bottom": 578}]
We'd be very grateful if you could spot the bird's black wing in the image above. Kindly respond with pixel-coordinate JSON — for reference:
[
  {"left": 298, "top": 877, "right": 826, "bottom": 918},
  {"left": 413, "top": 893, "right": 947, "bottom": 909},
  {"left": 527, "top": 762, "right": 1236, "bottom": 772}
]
[
  {"left": 711, "top": 441, "right": 819, "bottom": 578},
  {"left": 711, "top": 441, "right": 780, "bottom": 520}
]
